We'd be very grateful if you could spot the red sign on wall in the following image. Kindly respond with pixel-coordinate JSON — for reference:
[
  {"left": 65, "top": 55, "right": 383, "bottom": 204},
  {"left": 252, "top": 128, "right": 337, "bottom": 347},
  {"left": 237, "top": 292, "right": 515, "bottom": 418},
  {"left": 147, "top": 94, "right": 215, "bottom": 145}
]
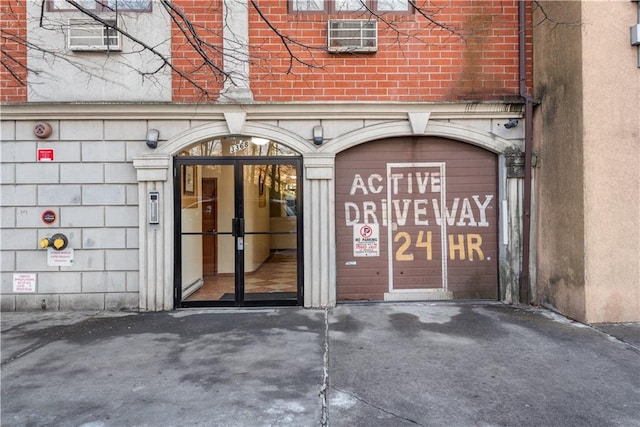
[
  {"left": 41, "top": 210, "right": 57, "bottom": 225},
  {"left": 37, "top": 149, "right": 54, "bottom": 162}
]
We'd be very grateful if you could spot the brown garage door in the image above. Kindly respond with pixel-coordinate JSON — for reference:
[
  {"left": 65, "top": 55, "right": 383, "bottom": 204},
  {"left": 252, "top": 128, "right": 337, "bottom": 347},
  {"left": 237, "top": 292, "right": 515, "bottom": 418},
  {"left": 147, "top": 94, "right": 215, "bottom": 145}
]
[{"left": 335, "top": 136, "right": 498, "bottom": 301}]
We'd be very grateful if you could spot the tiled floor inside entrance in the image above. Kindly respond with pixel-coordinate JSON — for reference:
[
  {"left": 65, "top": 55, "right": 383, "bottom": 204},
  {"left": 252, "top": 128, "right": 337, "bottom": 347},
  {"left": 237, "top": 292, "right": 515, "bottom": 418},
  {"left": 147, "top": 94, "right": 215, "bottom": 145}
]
[{"left": 185, "top": 250, "right": 297, "bottom": 301}]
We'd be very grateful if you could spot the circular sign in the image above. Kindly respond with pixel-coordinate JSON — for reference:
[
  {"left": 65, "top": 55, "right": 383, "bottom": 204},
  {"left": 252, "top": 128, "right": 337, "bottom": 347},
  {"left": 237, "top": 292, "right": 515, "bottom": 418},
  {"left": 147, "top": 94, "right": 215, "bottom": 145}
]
[
  {"left": 359, "top": 224, "right": 373, "bottom": 238},
  {"left": 42, "top": 210, "right": 57, "bottom": 225}
]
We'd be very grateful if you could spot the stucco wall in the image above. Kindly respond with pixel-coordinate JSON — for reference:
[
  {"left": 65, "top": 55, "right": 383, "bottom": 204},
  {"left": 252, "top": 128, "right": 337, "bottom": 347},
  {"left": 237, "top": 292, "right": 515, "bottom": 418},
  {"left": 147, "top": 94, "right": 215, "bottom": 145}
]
[
  {"left": 533, "top": 0, "right": 640, "bottom": 322},
  {"left": 26, "top": 3, "right": 172, "bottom": 102},
  {"left": 533, "top": 2, "right": 586, "bottom": 321},
  {"left": 581, "top": 1, "right": 640, "bottom": 323}
]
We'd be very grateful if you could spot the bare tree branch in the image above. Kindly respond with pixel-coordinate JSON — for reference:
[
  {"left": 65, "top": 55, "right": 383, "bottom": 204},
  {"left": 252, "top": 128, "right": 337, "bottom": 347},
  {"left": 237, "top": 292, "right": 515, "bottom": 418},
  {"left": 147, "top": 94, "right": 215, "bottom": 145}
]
[
  {"left": 63, "top": 0, "right": 213, "bottom": 95},
  {"left": 0, "top": 0, "right": 553, "bottom": 99},
  {"left": 160, "top": 0, "right": 226, "bottom": 78},
  {"left": 532, "top": 0, "right": 581, "bottom": 28},
  {"left": 249, "top": 0, "right": 326, "bottom": 74}
]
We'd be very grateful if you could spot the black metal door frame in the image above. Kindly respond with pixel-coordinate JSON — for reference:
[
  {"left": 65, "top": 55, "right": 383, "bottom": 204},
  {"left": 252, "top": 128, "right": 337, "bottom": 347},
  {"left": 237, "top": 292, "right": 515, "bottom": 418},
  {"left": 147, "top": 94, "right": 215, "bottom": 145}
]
[{"left": 173, "top": 157, "right": 303, "bottom": 308}]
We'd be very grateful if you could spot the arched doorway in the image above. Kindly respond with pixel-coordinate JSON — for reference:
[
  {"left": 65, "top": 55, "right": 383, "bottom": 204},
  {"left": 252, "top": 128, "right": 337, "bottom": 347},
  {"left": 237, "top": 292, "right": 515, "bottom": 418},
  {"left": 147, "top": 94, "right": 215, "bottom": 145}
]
[{"left": 174, "top": 136, "right": 303, "bottom": 307}]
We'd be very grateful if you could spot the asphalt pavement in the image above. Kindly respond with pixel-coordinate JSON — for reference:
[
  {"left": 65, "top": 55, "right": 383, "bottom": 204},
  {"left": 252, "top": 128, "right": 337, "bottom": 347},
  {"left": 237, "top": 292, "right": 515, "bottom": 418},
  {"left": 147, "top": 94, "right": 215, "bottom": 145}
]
[{"left": 1, "top": 302, "right": 639, "bottom": 427}]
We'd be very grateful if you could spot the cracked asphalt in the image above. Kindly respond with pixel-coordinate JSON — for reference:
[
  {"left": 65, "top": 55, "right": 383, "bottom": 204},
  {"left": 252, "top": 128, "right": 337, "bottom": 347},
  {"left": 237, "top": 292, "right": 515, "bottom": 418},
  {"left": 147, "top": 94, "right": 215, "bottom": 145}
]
[{"left": 2, "top": 303, "right": 639, "bottom": 427}]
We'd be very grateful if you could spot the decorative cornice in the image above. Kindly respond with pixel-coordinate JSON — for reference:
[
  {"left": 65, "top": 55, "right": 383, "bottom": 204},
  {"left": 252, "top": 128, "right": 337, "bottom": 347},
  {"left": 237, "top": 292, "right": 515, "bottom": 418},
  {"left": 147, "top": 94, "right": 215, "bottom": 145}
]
[{"left": 0, "top": 102, "right": 525, "bottom": 121}]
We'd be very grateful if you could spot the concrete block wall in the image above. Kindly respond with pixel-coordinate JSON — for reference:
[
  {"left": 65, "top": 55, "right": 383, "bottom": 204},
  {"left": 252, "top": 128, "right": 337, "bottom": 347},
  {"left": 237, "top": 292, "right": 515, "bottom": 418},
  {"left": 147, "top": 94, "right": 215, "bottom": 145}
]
[{"left": 0, "top": 119, "right": 149, "bottom": 311}]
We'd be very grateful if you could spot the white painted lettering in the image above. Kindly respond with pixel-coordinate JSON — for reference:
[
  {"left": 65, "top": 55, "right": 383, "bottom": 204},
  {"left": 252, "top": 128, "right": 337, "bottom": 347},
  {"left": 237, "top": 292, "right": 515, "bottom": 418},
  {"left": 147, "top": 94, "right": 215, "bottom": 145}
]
[
  {"left": 392, "top": 199, "right": 411, "bottom": 226},
  {"left": 456, "top": 198, "right": 477, "bottom": 227},
  {"left": 362, "top": 201, "right": 378, "bottom": 224},
  {"left": 389, "top": 173, "right": 403, "bottom": 195},
  {"left": 445, "top": 198, "right": 460, "bottom": 226},
  {"left": 414, "top": 199, "right": 429, "bottom": 225},
  {"left": 368, "top": 174, "right": 384, "bottom": 194},
  {"left": 349, "top": 174, "right": 368, "bottom": 195},
  {"left": 431, "top": 172, "right": 441, "bottom": 193},
  {"left": 345, "top": 202, "right": 360, "bottom": 226},
  {"left": 472, "top": 195, "right": 493, "bottom": 227},
  {"left": 416, "top": 172, "right": 429, "bottom": 194}
]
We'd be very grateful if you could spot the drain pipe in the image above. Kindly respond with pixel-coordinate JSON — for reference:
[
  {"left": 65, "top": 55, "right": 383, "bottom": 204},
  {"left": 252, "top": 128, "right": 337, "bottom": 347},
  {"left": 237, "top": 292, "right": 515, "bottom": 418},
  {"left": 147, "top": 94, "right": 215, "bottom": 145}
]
[
  {"left": 633, "top": 0, "right": 640, "bottom": 67},
  {"left": 518, "top": 0, "right": 533, "bottom": 304}
]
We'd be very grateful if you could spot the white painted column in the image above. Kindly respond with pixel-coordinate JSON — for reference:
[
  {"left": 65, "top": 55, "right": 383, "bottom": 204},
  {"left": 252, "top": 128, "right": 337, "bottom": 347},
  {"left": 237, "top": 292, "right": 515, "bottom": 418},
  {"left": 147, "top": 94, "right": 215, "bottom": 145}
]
[
  {"left": 304, "top": 154, "right": 336, "bottom": 307},
  {"left": 220, "top": 0, "right": 253, "bottom": 102},
  {"left": 499, "top": 149, "right": 525, "bottom": 305},
  {"left": 133, "top": 155, "right": 173, "bottom": 311},
  {"left": 504, "top": 178, "right": 524, "bottom": 304}
]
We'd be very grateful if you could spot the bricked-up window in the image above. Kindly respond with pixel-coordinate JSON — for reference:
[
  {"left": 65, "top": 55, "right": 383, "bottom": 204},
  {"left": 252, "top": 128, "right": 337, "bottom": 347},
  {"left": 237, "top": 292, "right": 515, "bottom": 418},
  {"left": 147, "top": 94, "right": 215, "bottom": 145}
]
[
  {"left": 48, "top": 0, "right": 152, "bottom": 12},
  {"left": 291, "top": 0, "right": 410, "bottom": 13}
]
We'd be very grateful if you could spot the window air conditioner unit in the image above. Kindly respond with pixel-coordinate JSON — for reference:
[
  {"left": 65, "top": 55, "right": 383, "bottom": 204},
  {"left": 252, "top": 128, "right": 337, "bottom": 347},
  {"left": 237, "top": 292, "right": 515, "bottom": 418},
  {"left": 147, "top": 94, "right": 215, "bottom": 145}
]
[
  {"left": 327, "top": 19, "right": 377, "bottom": 53},
  {"left": 68, "top": 19, "right": 121, "bottom": 51}
]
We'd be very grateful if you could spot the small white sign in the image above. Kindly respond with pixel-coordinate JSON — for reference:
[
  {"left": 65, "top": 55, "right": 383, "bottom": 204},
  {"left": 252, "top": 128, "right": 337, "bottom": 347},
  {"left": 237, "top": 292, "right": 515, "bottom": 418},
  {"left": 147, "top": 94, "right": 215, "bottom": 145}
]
[
  {"left": 353, "top": 223, "right": 380, "bottom": 257},
  {"left": 47, "top": 248, "right": 74, "bottom": 266},
  {"left": 13, "top": 273, "right": 36, "bottom": 293},
  {"left": 230, "top": 141, "right": 248, "bottom": 154}
]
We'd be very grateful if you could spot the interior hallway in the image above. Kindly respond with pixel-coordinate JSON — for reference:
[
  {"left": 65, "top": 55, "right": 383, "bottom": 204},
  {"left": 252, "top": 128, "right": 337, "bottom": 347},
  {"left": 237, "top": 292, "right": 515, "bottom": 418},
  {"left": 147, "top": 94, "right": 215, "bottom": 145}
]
[{"left": 185, "top": 249, "right": 297, "bottom": 301}]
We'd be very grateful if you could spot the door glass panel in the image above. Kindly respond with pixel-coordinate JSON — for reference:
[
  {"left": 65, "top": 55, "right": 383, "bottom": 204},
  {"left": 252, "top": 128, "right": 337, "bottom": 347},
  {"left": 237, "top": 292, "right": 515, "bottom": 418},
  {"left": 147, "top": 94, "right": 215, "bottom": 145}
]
[
  {"left": 179, "top": 137, "right": 299, "bottom": 157},
  {"left": 243, "top": 163, "right": 298, "bottom": 301},
  {"left": 180, "top": 164, "right": 236, "bottom": 302},
  {"left": 176, "top": 139, "right": 301, "bottom": 307}
]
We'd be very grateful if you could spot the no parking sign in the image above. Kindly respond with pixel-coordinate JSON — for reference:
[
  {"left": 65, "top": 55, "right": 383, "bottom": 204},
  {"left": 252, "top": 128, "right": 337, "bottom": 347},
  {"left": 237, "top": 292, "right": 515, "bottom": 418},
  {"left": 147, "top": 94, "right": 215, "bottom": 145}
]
[{"left": 353, "top": 223, "right": 379, "bottom": 257}]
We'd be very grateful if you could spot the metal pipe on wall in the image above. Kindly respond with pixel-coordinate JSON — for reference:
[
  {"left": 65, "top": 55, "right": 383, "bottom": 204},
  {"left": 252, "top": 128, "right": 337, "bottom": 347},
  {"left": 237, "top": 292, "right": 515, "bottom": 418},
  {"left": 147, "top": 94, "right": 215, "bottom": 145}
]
[{"left": 518, "top": 0, "right": 533, "bottom": 304}]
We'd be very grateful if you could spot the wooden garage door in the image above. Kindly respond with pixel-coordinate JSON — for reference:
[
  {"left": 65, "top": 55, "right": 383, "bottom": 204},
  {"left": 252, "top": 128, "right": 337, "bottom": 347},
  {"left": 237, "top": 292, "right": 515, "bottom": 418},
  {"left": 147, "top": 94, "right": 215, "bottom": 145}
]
[{"left": 335, "top": 137, "right": 498, "bottom": 301}]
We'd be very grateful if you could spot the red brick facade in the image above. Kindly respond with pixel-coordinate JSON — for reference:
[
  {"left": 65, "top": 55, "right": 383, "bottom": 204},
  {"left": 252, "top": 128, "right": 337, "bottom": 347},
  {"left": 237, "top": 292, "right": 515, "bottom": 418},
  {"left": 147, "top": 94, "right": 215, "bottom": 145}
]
[
  {"left": 0, "top": 0, "right": 27, "bottom": 102},
  {"left": 0, "top": 0, "right": 532, "bottom": 103},
  {"left": 169, "top": 0, "right": 224, "bottom": 102},
  {"left": 246, "top": 0, "right": 531, "bottom": 102}
]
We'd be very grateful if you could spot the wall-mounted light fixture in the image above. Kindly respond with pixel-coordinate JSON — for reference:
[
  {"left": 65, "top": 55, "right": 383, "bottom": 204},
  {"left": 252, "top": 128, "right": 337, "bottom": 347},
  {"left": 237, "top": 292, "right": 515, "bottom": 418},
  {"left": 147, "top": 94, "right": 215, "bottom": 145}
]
[
  {"left": 146, "top": 129, "right": 160, "bottom": 149},
  {"left": 251, "top": 137, "right": 269, "bottom": 146},
  {"left": 313, "top": 125, "right": 323, "bottom": 145},
  {"left": 504, "top": 119, "right": 519, "bottom": 129}
]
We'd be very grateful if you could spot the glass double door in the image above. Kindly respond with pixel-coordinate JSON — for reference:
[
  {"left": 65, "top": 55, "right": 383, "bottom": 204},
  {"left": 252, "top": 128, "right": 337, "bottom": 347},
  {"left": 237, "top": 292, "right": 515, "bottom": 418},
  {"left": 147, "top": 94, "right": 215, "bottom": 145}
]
[{"left": 175, "top": 158, "right": 302, "bottom": 307}]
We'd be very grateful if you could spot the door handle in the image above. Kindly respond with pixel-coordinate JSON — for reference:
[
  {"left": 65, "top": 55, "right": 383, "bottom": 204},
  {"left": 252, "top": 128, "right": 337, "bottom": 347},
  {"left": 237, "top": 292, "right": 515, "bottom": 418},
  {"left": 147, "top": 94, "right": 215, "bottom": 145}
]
[{"left": 233, "top": 218, "right": 245, "bottom": 251}]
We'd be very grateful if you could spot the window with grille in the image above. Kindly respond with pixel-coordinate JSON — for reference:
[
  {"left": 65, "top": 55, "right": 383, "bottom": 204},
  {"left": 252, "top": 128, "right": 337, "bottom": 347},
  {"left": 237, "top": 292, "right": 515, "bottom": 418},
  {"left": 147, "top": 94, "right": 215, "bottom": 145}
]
[{"left": 67, "top": 19, "right": 121, "bottom": 51}]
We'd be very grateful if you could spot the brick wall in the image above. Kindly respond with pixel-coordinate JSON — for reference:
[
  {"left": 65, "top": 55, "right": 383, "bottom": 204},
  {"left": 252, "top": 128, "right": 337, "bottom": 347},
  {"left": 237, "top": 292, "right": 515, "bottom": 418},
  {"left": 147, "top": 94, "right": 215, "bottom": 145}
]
[
  {"left": 0, "top": 0, "right": 27, "bottom": 102},
  {"left": 247, "top": 0, "right": 528, "bottom": 102},
  {"left": 170, "top": 0, "right": 225, "bottom": 102},
  {"left": 170, "top": 0, "right": 532, "bottom": 102},
  {"left": 0, "top": 0, "right": 532, "bottom": 104}
]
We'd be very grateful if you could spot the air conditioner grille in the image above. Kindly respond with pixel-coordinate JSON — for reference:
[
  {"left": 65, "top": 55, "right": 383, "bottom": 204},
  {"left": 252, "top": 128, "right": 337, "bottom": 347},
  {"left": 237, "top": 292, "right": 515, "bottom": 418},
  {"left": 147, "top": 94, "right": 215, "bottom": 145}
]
[
  {"left": 328, "top": 20, "right": 377, "bottom": 53},
  {"left": 68, "top": 19, "right": 121, "bottom": 51}
]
